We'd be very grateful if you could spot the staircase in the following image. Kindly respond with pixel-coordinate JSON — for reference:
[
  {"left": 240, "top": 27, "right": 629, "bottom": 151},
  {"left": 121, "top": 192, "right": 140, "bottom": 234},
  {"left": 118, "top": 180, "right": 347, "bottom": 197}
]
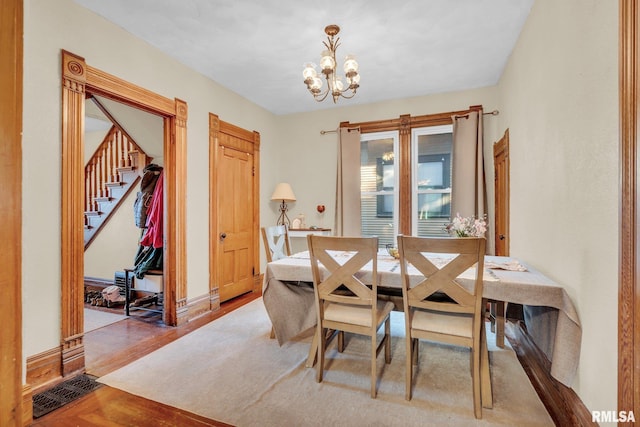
[{"left": 84, "top": 125, "right": 150, "bottom": 249}]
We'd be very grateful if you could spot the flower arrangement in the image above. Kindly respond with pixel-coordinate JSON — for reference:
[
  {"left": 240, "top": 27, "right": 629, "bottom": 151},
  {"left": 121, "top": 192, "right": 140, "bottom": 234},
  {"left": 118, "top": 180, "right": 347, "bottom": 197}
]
[{"left": 445, "top": 213, "right": 487, "bottom": 238}]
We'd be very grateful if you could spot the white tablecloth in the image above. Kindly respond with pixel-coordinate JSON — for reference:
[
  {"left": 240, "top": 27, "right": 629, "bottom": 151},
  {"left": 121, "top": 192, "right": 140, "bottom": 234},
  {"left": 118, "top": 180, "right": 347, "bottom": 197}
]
[{"left": 263, "top": 251, "right": 581, "bottom": 387}]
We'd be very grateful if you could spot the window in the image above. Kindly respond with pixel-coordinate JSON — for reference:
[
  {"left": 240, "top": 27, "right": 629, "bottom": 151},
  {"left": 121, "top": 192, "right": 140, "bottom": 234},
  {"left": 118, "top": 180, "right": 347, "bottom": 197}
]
[
  {"left": 360, "top": 127, "right": 454, "bottom": 244},
  {"left": 344, "top": 106, "right": 479, "bottom": 241},
  {"left": 360, "top": 131, "right": 398, "bottom": 246},
  {"left": 412, "top": 125, "right": 453, "bottom": 237}
]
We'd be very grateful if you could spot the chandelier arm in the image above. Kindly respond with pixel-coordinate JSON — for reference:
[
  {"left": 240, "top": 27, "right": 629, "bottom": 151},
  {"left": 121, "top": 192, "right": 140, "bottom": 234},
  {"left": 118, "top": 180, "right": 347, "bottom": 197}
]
[
  {"left": 313, "top": 87, "right": 331, "bottom": 102},
  {"left": 338, "top": 90, "right": 357, "bottom": 99}
]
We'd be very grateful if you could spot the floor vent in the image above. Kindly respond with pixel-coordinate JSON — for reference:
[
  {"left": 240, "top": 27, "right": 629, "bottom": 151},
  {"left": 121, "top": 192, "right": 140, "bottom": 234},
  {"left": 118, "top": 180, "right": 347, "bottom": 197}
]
[{"left": 32, "top": 374, "right": 103, "bottom": 418}]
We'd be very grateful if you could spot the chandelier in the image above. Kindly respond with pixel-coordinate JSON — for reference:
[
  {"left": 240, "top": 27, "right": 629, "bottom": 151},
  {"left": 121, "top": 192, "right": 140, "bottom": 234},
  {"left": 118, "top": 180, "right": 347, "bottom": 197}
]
[{"left": 302, "top": 25, "right": 360, "bottom": 103}]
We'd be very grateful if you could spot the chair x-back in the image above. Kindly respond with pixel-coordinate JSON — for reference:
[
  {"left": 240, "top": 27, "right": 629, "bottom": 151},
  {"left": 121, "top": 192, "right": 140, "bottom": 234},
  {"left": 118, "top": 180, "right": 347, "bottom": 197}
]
[
  {"left": 307, "top": 235, "right": 394, "bottom": 398},
  {"left": 261, "top": 225, "right": 291, "bottom": 263},
  {"left": 397, "top": 235, "right": 491, "bottom": 418}
]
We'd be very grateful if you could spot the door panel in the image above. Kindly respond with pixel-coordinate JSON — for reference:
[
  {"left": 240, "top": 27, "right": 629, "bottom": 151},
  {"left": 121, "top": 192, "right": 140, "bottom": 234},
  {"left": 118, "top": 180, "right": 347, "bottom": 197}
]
[{"left": 217, "top": 141, "right": 254, "bottom": 302}]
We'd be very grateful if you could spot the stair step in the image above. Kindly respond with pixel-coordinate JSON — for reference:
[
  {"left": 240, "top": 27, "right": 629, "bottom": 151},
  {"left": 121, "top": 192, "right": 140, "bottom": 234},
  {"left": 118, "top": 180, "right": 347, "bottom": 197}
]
[
  {"left": 84, "top": 211, "right": 102, "bottom": 217},
  {"left": 117, "top": 166, "right": 135, "bottom": 173},
  {"left": 105, "top": 181, "right": 124, "bottom": 188},
  {"left": 94, "top": 196, "right": 112, "bottom": 203}
]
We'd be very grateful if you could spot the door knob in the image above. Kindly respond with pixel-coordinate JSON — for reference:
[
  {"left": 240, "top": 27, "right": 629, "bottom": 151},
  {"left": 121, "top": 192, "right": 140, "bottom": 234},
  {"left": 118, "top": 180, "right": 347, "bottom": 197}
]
[
  {"left": 220, "top": 232, "right": 227, "bottom": 241},
  {"left": 499, "top": 234, "right": 505, "bottom": 240}
]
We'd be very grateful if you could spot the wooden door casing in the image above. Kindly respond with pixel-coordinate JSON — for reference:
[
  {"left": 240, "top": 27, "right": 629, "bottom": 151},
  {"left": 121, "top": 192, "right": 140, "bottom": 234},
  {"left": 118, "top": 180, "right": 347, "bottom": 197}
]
[
  {"left": 209, "top": 114, "right": 260, "bottom": 306},
  {"left": 60, "top": 50, "right": 188, "bottom": 381},
  {"left": 493, "top": 130, "right": 510, "bottom": 257}
]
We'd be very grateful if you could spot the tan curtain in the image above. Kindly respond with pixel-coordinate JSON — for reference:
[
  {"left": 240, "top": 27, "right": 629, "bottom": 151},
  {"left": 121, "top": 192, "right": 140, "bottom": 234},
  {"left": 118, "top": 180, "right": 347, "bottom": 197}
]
[
  {"left": 451, "top": 109, "right": 487, "bottom": 220},
  {"left": 334, "top": 128, "right": 361, "bottom": 236}
]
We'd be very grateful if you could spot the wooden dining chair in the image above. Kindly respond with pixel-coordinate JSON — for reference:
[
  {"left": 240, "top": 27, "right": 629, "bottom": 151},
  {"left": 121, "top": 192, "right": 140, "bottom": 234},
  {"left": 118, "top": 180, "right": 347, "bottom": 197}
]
[
  {"left": 307, "top": 235, "right": 394, "bottom": 398},
  {"left": 397, "top": 235, "right": 490, "bottom": 419},
  {"left": 261, "top": 225, "right": 292, "bottom": 263}
]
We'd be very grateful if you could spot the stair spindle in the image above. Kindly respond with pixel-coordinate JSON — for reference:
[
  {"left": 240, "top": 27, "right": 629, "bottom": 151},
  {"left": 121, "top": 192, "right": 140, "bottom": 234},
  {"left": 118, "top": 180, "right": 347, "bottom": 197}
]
[
  {"left": 120, "top": 133, "right": 127, "bottom": 168},
  {"left": 91, "top": 159, "right": 98, "bottom": 211},
  {"left": 111, "top": 134, "right": 115, "bottom": 183},
  {"left": 85, "top": 166, "right": 91, "bottom": 214},
  {"left": 100, "top": 150, "right": 106, "bottom": 199}
]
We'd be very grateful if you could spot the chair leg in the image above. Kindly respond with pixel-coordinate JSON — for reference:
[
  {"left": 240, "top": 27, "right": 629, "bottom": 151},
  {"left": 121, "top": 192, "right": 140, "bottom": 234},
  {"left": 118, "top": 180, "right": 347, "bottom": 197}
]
[
  {"left": 338, "top": 330, "right": 345, "bottom": 352},
  {"left": 481, "top": 324, "right": 493, "bottom": 409},
  {"left": 316, "top": 326, "right": 325, "bottom": 383},
  {"left": 405, "top": 334, "right": 413, "bottom": 400},
  {"left": 371, "top": 331, "right": 377, "bottom": 398},
  {"left": 412, "top": 338, "right": 419, "bottom": 366},
  {"left": 269, "top": 326, "right": 275, "bottom": 339},
  {"left": 384, "top": 317, "right": 391, "bottom": 364},
  {"left": 306, "top": 329, "right": 319, "bottom": 368},
  {"left": 472, "top": 348, "right": 482, "bottom": 419}
]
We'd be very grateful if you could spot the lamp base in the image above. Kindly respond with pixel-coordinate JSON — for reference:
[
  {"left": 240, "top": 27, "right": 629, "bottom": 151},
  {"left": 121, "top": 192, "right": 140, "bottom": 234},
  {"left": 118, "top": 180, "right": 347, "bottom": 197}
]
[{"left": 276, "top": 201, "right": 290, "bottom": 226}]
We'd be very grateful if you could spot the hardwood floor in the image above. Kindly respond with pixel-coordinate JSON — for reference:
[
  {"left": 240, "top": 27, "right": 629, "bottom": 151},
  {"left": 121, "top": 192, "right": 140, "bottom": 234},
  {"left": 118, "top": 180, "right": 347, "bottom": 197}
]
[{"left": 31, "top": 291, "right": 262, "bottom": 427}]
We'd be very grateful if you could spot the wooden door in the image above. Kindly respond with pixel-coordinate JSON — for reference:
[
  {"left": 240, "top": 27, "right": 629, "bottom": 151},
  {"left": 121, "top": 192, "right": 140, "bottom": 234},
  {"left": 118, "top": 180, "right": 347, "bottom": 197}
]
[
  {"left": 493, "top": 130, "right": 510, "bottom": 256},
  {"left": 210, "top": 115, "right": 260, "bottom": 304},
  {"left": 218, "top": 145, "right": 254, "bottom": 301}
]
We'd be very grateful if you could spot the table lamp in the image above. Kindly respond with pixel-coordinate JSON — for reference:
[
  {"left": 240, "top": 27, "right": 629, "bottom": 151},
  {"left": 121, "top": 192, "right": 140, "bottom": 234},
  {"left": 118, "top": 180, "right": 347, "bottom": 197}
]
[{"left": 271, "top": 183, "right": 296, "bottom": 226}]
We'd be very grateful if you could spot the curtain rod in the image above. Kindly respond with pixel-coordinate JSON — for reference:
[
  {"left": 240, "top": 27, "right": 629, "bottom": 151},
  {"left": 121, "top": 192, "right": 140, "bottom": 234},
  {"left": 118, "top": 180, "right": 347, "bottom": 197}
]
[
  {"left": 454, "top": 109, "right": 500, "bottom": 119},
  {"left": 320, "top": 126, "right": 360, "bottom": 135},
  {"left": 322, "top": 111, "right": 498, "bottom": 134}
]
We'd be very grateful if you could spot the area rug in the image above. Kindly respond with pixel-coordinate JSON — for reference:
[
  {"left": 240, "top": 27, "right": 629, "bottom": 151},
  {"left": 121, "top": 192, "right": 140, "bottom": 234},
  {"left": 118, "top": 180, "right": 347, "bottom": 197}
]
[
  {"left": 98, "top": 298, "right": 553, "bottom": 426},
  {"left": 84, "top": 308, "right": 127, "bottom": 333}
]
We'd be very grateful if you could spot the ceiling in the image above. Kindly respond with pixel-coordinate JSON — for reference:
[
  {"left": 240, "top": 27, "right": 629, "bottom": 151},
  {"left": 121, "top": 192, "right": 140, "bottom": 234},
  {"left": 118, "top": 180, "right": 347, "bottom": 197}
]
[{"left": 73, "top": 0, "right": 533, "bottom": 116}]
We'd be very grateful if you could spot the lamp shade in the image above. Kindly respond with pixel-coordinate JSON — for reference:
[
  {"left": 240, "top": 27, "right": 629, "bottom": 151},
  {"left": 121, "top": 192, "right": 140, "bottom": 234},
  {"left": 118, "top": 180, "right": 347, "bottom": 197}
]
[{"left": 271, "top": 183, "right": 296, "bottom": 202}]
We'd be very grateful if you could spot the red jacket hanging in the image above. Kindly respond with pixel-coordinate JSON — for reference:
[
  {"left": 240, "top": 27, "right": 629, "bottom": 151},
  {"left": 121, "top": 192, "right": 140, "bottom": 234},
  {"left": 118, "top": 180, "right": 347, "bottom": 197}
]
[{"left": 139, "top": 172, "right": 163, "bottom": 249}]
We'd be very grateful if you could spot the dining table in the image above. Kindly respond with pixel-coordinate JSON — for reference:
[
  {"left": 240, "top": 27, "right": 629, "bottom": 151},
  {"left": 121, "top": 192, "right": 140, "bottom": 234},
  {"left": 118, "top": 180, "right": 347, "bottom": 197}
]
[{"left": 262, "top": 250, "right": 581, "bottom": 388}]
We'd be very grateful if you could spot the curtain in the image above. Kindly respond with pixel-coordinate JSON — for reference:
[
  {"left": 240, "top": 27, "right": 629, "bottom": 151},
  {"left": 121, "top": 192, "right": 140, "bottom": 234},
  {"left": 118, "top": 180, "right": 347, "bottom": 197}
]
[
  {"left": 334, "top": 127, "right": 361, "bottom": 236},
  {"left": 451, "top": 110, "right": 491, "bottom": 249}
]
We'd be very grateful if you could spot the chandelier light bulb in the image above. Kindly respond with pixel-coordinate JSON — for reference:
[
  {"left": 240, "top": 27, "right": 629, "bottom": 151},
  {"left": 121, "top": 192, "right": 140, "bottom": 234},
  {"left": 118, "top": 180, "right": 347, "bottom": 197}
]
[
  {"left": 320, "top": 50, "right": 335, "bottom": 72},
  {"left": 343, "top": 54, "right": 358, "bottom": 75},
  {"left": 303, "top": 63, "right": 318, "bottom": 83},
  {"left": 302, "top": 24, "right": 359, "bottom": 103},
  {"left": 310, "top": 76, "right": 323, "bottom": 92}
]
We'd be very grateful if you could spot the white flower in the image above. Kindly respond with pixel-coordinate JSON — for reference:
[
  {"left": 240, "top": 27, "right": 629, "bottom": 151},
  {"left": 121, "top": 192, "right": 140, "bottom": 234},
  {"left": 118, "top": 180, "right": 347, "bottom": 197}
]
[{"left": 445, "top": 213, "right": 487, "bottom": 238}]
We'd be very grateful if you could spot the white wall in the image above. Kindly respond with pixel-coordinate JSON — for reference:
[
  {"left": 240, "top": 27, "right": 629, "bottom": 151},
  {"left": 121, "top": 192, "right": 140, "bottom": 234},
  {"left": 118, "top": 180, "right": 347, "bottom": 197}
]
[
  {"left": 496, "top": 0, "right": 618, "bottom": 415},
  {"left": 22, "top": 0, "right": 279, "bottom": 357}
]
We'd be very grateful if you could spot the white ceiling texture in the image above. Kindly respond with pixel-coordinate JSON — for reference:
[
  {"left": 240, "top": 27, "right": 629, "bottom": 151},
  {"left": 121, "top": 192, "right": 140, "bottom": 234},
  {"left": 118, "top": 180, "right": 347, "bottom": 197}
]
[{"left": 73, "top": 0, "right": 533, "bottom": 115}]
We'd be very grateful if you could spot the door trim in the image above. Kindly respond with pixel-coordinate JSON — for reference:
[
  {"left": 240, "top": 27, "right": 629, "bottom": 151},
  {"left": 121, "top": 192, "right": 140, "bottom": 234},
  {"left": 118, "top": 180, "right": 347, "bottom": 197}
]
[
  {"left": 60, "top": 50, "right": 188, "bottom": 376},
  {"left": 208, "top": 113, "right": 260, "bottom": 307},
  {"left": 618, "top": 0, "right": 639, "bottom": 417},
  {"left": 1, "top": 0, "right": 23, "bottom": 423}
]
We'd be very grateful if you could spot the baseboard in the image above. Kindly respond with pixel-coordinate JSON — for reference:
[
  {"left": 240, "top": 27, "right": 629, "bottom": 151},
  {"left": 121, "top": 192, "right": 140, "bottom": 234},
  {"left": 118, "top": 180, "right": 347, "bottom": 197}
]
[
  {"left": 83, "top": 276, "right": 113, "bottom": 288},
  {"left": 186, "top": 292, "right": 214, "bottom": 321},
  {"left": 26, "top": 347, "right": 62, "bottom": 394},
  {"left": 506, "top": 321, "right": 595, "bottom": 426}
]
